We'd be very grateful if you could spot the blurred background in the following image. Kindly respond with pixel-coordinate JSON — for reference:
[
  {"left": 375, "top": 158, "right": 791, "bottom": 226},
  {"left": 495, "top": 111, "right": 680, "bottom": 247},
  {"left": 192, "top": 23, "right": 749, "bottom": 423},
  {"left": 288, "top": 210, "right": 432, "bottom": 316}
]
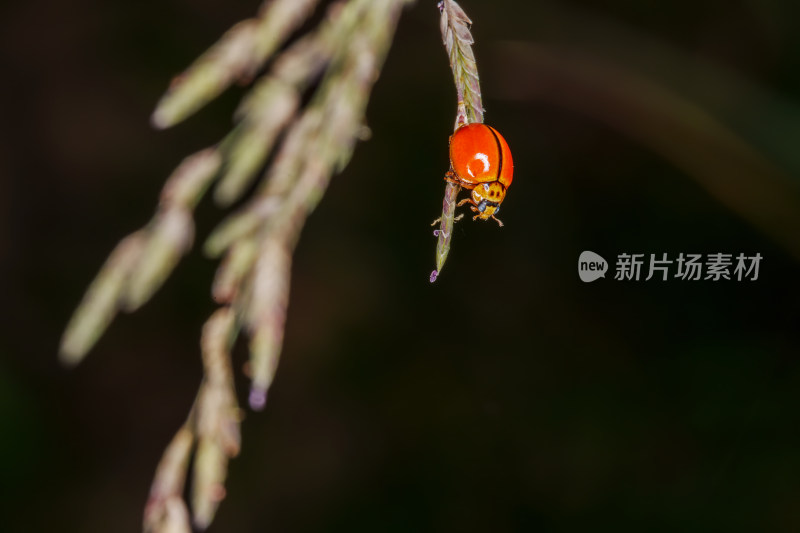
[{"left": 2, "top": 0, "right": 800, "bottom": 531}]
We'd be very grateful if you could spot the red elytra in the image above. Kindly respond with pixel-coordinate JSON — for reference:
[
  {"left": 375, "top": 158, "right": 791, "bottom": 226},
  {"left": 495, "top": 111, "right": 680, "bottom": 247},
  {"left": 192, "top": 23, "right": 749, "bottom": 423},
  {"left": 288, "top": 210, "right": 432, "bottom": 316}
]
[
  {"left": 449, "top": 123, "right": 513, "bottom": 188},
  {"left": 446, "top": 123, "right": 513, "bottom": 225}
]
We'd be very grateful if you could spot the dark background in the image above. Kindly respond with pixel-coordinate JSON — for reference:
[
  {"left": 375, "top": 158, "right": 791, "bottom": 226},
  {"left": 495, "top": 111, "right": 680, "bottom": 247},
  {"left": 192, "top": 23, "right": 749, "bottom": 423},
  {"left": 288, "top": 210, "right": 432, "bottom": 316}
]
[{"left": 3, "top": 0, "right": 800, "bottom": 531}]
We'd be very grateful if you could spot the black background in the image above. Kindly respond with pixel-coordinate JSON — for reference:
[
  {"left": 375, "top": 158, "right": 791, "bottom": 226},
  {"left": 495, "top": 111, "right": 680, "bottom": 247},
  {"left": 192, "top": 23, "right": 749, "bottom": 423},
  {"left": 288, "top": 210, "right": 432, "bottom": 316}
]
[{"left": 2, "top": 0, "right": 800, "bottom": 531}]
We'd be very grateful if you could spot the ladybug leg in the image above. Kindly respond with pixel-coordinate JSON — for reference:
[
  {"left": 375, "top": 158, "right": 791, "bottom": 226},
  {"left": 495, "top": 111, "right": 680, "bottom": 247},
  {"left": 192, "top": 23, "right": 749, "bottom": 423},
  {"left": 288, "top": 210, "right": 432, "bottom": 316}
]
[
  {"left": 490, "top": 214, "right": 504, "bottom": 227},
  {"left": 445, "top": 169, "right": 473, "bottom": 188},
  {"left": 431, "top": 214, "right": 465, "bottom": 226},
  {"left": 455, "top": 198, "right": 476, "bottom": 222},
  {"left": 459, "top": 199, "right": 479, "bottom": 216},
  {"left": 457, "top": 198, "right": 474, "bottom": 207}
]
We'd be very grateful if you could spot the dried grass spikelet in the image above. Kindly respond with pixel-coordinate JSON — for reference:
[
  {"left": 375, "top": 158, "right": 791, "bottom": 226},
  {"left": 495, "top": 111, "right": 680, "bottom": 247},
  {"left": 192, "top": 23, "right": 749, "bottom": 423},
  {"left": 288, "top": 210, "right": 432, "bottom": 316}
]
[
  {"left": 60, "top": 148, "right": 221, "bottom": 364},
  {"left": 245, "top": 233, "right": 291, "bottom": 410},
  {"left": 211, "top": 237, "right": 259, "bottom": 304},
  {"left": 123, "top": 208, "right": 195, "bottom": 311},
  {"left": 192, "top": 307, "right": 241, "bottom": 529},
  {"left": 214, "top": 81, "right": 298, "bottom": 206},
  {"left": 431, "top": 0, "right": 485, "bottom": 281},
  {"left": 60, "top": 231, "right": 146, "bottom": 365},
  {"left": 63, "top": 0, "right": 413, "bottom": 529},
  {"left": 144, "top": 423, "right": 194, "bottom": 533},
  {"left": 439, "top": 0, "right": 484, "bottom": 125},
  {"left": 152, "top": 0, "right": 322, "bottom": 129},
  {"left": 238, "top": 0, "right": 407, "bottom": 410},
  {"left": 143, "top": 307, "right": 241, "bottom": 533}
]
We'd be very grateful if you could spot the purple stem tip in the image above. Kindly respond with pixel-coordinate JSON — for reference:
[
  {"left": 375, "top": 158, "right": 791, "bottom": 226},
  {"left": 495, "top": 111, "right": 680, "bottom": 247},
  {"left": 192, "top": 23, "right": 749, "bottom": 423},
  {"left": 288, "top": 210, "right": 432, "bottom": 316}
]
[{"left": 249, "top": 388, "right": 267, "bottom": 411}]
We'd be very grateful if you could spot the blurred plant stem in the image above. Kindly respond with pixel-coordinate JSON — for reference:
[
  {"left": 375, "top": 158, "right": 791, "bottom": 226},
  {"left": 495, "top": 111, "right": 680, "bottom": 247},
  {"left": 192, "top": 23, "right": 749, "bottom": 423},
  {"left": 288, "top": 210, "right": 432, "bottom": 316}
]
[
  {"left": 60, "top": 0, "right": 412, "bottom": 530},
  {"left": 431, "top": 0, "right": 484, "bottom": 282},
  {"left": 491, "top": 42, "right": 800, "bottom": 261}
]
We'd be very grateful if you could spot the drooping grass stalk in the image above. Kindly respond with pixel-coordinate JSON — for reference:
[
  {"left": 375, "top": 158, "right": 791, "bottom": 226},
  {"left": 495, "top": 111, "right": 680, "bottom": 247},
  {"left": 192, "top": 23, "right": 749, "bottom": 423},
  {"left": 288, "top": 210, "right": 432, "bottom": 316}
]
[
  {"left": 431, "top": 0, "right": 484, "bottom": 282},
  {"left": 61, "top": 0, "right": 412, "bottom": 530}
]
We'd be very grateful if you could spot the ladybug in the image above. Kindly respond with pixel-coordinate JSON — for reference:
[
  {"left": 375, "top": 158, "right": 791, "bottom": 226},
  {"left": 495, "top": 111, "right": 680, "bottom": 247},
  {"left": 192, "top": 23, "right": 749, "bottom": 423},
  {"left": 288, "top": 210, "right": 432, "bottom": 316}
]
[{"left": 446, "top": 123, "right": 513, "bottom": 226}]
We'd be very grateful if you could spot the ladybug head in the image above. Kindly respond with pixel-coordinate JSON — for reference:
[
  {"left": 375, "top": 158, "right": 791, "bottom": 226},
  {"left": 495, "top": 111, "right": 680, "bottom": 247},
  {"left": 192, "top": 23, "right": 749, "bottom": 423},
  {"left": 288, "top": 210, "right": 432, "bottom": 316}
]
[{"left": 470, "top": 182, "right": 506, "bottom": 220}]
